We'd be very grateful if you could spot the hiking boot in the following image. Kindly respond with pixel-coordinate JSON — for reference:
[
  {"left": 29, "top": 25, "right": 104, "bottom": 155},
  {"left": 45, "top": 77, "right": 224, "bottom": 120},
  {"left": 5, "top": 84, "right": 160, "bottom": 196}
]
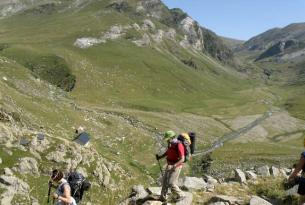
[
  {"left": 159, "top": 196, "right": 167, "bottom": 202},
  {"left": 172, "top": 195, "right": 186, "bottom": 202}
]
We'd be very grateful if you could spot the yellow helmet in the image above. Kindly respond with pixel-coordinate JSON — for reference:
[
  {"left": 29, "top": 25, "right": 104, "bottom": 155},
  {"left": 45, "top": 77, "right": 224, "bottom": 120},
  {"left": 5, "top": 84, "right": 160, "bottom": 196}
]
[{"left": 180, "top": 133, "right": 191, "bottom": 145}]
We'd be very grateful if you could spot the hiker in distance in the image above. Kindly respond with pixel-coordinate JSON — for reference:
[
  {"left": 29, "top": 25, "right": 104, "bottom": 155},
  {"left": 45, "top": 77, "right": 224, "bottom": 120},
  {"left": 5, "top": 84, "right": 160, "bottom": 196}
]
[
  {"left": 50, "top": 169, "right": 77, "bottom": 205},
  {"left": 288, "top": 136, "right": 305, "bottom": 205},
  {"left": 156, "top": 131, "right": 191, "bottom": 202}
]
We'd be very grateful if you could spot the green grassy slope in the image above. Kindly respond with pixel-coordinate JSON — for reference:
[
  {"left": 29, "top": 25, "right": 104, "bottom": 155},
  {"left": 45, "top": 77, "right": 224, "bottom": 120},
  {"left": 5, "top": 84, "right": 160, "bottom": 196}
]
[{"left": 0, "top": 1, "right": 304, "bottom": 204}]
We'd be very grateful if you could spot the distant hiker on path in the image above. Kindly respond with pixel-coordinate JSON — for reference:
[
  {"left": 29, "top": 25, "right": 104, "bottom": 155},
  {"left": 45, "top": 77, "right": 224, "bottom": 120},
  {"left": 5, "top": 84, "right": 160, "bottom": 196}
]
[
  {"left": 50, "top": 169, "right": 77, "bottom": 205},
  {"left": 156, "top": 131, "right": 186, "bottom": 202},
  {"left": 288, "top": 136, "right": 305, "bottom": 205}
]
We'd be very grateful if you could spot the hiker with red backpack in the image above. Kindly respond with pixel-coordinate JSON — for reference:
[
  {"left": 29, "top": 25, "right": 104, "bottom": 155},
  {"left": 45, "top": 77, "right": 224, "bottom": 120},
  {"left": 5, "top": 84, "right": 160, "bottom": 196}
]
[{"left": 156, "top": 131, "right": 192, "bottom": 202}]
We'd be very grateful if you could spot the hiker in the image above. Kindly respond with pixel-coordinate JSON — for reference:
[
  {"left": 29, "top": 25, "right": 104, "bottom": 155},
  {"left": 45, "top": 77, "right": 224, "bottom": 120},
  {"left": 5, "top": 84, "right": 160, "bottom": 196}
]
[
  {"left": 156, "top": 131, "right": 186, "bottom": 202},
  {"left": 288, "top": 136, "right": 305, "bottom": 205},
  {"left": 50, "top": 169, "right": 77, "bottom": 205}
]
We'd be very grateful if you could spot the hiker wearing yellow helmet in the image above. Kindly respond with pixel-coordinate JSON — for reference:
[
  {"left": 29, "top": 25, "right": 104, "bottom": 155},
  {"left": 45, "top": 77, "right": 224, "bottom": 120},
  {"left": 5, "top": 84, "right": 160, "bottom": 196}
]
[
  {"left": 156, "top": 131, "right": 185, "bottom": 202},
  {"left": 288, "top": 135, "right": 305, "bottom": 205}
]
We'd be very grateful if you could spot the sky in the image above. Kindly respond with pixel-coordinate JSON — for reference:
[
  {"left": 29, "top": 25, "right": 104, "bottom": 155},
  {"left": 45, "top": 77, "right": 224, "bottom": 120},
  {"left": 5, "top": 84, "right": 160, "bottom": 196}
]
[{"left": 162, "top": 0, "right": 305, "bottom": 40}]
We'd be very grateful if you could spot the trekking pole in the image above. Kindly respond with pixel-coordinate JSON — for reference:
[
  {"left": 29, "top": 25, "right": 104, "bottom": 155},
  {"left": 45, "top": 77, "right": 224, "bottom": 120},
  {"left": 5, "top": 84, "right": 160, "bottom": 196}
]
[
  {"left": 47, "top": 181, "right": 52, "bottom": 203},
  {"left": 156, "top": 154, "right": 164, "bottom": 177}
]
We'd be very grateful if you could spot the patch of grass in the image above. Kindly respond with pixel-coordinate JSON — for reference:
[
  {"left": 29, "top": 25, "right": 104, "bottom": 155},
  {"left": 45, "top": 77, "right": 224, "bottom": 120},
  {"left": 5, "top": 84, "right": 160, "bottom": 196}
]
[{"left": 249, "top": 178, "right": 298, "bottom": 204}]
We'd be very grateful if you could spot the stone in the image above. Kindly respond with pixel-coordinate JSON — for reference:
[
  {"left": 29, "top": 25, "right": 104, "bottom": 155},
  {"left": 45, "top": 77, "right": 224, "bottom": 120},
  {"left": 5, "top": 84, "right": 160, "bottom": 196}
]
[
  {"left": 146, "top": 187, "right": 162, "bottom": 195},
  {"left": 4, "top": 168, "right": 13, "bottom": 176},
  {"left": 234, "top": 169, "right": 247, "bottom": 184},
  {"left": 74, "top": 37, "right": 105, "bottom": 49},
  {"left": 249, "top": 196, "right": 272, "bottom": 205},
  {"left": 143, "top": 201, "right": 163, "bottom": 205},
  {"left": 143, "top": 19, "right": 155, "bottom": 30},
  {"left": 209, "top": 202, "right": 229, "bottom": 205},
  {"left": 0, "top": 175, "right": 29, "bottom": 193},
  {"left": 131, "top": 185, "right": 148, "bottom": 200},
  {"left": 46, "top": 150, "right": 66, "bottom": 163},
  {"left": 245, "top": 171, "right": 257, "bottom": 180},
  {"left": 205, "top": 175, "right": 218, "bottom": 185},
  {"left": 181, "top": 177, "right": 206, "bottom": 191},
  {"left": 176, "top": 191, "right": 193, "bottom": 205},
  {"left": 211, "top": 195, "right": 244, "bottom": 205},
  {"left": 0, "top": 157, "right": 2, "bottom": 164},
  {"left": 270, "top": 166, "right": 280, "bottom": 177},
  {"left": 256, "top": 165, "right": 270, "bottom": 176},
  {"left": 286, "top": 185, "right": 299, "bottom": 196},
  {"left": 14, "top": 157, "right": 39, "bottom": 176}
]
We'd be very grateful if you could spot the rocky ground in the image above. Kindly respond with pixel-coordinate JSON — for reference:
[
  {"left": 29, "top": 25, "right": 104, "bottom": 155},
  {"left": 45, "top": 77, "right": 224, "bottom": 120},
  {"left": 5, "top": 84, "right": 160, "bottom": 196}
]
[{"left": 119, "top": 166, "right": 297, "bottom": 205}]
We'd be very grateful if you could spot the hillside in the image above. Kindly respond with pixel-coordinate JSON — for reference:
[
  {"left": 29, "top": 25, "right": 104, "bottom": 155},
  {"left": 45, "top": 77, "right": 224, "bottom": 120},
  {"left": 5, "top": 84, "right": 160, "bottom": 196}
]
[{"left": 0, "top": 1, "right": 304, "bottom": 204}]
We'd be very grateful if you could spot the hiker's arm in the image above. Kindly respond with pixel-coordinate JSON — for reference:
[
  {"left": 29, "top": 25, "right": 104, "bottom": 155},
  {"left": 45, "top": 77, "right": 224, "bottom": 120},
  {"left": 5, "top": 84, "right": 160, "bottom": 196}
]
[
  {"left": 289, "top": 156, "right": 305, "bottom": 180},
  {"left": 54, "top": 185, "right": 73, "bottom": 203},
  {"left": 174, "top": 155, "right": 185, "bottom": 169},
  {"left": 156, "top": 152, "right": 167, "bottom": 160}
]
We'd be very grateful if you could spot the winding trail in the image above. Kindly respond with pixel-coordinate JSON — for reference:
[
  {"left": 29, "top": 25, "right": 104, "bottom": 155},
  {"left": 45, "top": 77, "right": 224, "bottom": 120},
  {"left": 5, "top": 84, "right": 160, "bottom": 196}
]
[{"left": 193, "top": 111, "right": 273, "bottom": 157}]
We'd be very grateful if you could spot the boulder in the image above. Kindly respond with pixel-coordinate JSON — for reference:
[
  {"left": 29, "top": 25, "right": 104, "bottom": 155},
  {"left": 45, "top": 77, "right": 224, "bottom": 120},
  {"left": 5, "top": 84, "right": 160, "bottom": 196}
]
[
  {"left": 249, "top": 196, "right": 272, "bottom": 205},
  {"left": 46, "top": 150, "right": 66, "bottom": 163},
  {"left": 143, "top": 19, "right": 155, "bottom": 30},
  {"left": 14, "top": 157, "right": 39, "bottom": 176},
  {"left": 181, "top": 177, "right": 206, "bottom": 191},
  {"left": 211, "top": 195, "right": 244, "bottom": 205},
  {"left": 256, "top": 166, "right": 270, "bottom": 176},
  {"left": 176, "top": 191, "right": 193, "bottom": 205},
  {"left": 234, "top": 169, "right": 247, "bottom": 184},
  {"left": 286, "top": 185, "right": 298, "bottom": 196},
  {"left": 3, "top": 168, "right": 13, "bottom": 176},
  {"left": 133, "top": 34, "right": 151, "bottom": 47},
  {"left": 131, "top": 185, "right": 148, "bottom": 200},
  {"left": 270, "top": 166, "right": 280, "bottom": 177},
  {"left": 204, "top": 175, "right": 218, "bottom": 185},
  {"left": 146, "top": 187, "right": 162, "bottom": 195},
  {"left": 0, "top": 157, "right": 2, "bottom": 164},
  {"left": 245, "top": 171, "right": 257, "bottom": 180},
  {"left": 0, "top": 175, "right": 29, "bottom": 193}
]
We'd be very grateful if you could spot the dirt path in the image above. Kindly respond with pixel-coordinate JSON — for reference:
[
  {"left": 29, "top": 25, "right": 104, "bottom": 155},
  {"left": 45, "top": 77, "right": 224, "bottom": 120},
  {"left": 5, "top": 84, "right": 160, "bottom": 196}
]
[{"left": 193, "top": 111, "right": 273, "bottom": 157}]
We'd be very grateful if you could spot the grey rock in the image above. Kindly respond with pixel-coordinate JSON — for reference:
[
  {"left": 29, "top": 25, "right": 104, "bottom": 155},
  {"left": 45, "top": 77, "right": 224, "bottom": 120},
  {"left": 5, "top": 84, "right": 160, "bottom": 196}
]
[
  {"left": 181, "top": 177, "right": 206, "bottom": 191},
  {"left": 286, "top": 185, "right": 298, "bottom": 196},
  {"left": 4, "top": 168, "right": 13, "bottom": 176},
  {"left": 14, "top": 157, "right": 39, "bottom": 176},
  {"left": 204, "top": 175, "right": 218, "bottom": 185},
  {"left": 256, "top": 165, "right": 270, "bottom": 176},
  {"left": 143, "top": 201, "right": 163, "bottom": 205},
  {"left": 245, "top": 171, "right": 257, "bottom": 180},
  {"left": 143, "top": 19, "right": 155, "bottom": 30},
  {"left": 0, "top": 175, "right": 29, "bottom": 193},
  {"left": 146, "top": 187, "right": 162, "bottom": 195},
  {"left": 131, "top": 185, "right": 148, "bottom": 200},
  {"left": 46, "top": 150, "right": 66, "bottom": 163},
  {"left": 250, "top": 196, "right": 272, "bottom": 205},
  {"left": 270, "top": 166, "right": 280, "bottom": 177},
  {"left": 234, "top": 169, "right": 247, "bottom": 184},
  {"left": 211, "top": 195, "right": 244, "bottom": 205}
]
